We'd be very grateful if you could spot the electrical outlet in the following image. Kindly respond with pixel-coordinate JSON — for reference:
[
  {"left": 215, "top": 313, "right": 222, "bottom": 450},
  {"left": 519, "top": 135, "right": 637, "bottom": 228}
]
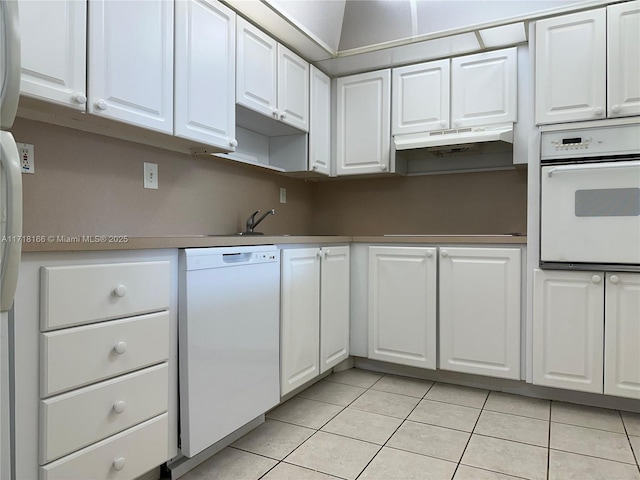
[
  {"left": 17, "top": 143, "right": 35, "bottom": 174},
  {"left": 144, "top": 162, "right": 158, "bottom": 189},
  {"left": 279, "top": 187, "right": 287, "bottom": 204}
]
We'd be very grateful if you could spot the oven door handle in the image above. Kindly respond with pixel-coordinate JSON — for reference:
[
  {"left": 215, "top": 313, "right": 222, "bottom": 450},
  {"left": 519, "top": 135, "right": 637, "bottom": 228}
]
[{"left": 546, "top": 160, "right": 640, "bottom": 177}]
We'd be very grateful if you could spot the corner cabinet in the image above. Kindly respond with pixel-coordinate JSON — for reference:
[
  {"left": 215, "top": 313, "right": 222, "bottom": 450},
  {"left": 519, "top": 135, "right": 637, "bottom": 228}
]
[
  {"left": 336, "top": 69, "right": 391, "bottom": 176},
  {"left": 533, "top": 270, "right": 640, "bottom": 399},
  {"left": 535, "top": 1, "right": 640, "bottom": 124},
  {"left": 280, "top": 246, "right": 350, "bottom": 396},
  {"left": 18, "top": 0, "right": 87, "bottom": 109},
  {"left": 368, "top": 246, "right": 437, "bottom": 369},
  {"left": 439, "top": 248, "right": 521, "bottom": 380},
  {"left": 88, "top": 0, "right": 174, "bottom": 133},
  {"left": 174, "top": 0, "right": 237, "bottom": 150}
]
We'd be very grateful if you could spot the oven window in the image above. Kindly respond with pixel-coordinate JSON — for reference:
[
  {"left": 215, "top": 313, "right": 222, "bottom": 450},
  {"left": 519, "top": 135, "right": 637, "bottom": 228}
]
[{"left": 575, "top": 188, "right": 640, "bottom": 217}]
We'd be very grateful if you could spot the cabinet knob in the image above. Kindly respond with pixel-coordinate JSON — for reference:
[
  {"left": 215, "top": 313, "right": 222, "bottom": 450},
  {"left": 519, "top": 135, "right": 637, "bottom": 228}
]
[
  {"left": 272, "top": 109, "right": 279, "bottom": 118},
  {"left": 113, "top": 400, "right": 127, "bottom": 414},
  {"left": 280, "top": 113, "right": 287, "bottom": 120},
  {"left": 312, "top": 163, "right": 319, "bottom": 171},
  {"left": 113, "top": 284, "right": 127, "bottom": 297},
  {"left": 73, "top": 93, "right": 87, "bottom": 105},
  {"left": 316, "top": 250, "right": 322, "bottom": 259},
  {"left": 95, "top": 99, "right": 108, "bottom": 110},
  {"left": 591, "top": 274, "right": 602, "bottom": 284},
  {"left": 440, "top": 121, "right": 446, "bottom": 128},
  {"left": 609, "top": 275, "right": 620, "bottom": 284},
  {"left": 441, "top": 250, "right": 449, "bottom": 258},
  {"left": 426, "top": 251, "right": 433, "bottom": 258},
  {"left": 112, "top": 457, "right": 126, "bottom": 471},
  {"left": 611, "top": 105, "right": 621, "bottom": 113},
  {"left": 380, "top": 164, "right": 387, "bottom": 171},
  {"left": 453, "top": 120, "right": 461, "bottom": 127},
  {"left": 594, "top": 107, "right": 604, "bottom": 116},
  {"left": 114, "top": 341, "right": 127, "bottom": 355},
  {"left": 229, "top": 139, "right": 238, "bottom": 148}
]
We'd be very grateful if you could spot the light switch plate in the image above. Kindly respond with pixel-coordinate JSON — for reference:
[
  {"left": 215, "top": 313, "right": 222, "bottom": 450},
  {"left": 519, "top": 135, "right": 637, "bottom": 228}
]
[
  {"left": 279, "top": 187, "right": 287, "bottom": 204},
  {"left": 144, "top": 162, "right": 158, "bottom": 189}
]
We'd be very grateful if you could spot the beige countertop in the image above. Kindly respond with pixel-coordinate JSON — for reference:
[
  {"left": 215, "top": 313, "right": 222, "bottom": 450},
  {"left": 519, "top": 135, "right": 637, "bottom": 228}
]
[{"left": 20, "top": 234, "right": 526, "bottom": 252}]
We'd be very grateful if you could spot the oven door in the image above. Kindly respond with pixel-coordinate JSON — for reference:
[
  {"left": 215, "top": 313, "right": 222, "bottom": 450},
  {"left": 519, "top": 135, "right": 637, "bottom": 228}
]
[{"left": 541, "top": 159, "right": 640, "bottom": 270}]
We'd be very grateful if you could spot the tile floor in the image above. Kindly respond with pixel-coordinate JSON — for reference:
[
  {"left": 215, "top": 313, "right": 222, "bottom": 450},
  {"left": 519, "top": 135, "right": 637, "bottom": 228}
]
[{"left": 181, "top": 368, "right": 640, "bottom": 480}]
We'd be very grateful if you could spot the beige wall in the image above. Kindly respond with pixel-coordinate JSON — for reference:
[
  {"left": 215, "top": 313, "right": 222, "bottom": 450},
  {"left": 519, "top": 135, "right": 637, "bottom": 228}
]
[
  {"left": 12, "top": 118, "right": 527, "bottom": 237},
  {"left": 12, "top": 118, "right": 315, "bottom": 237},
  {"left": 310, "top": 170, "right": 527, "bottom": 235}
]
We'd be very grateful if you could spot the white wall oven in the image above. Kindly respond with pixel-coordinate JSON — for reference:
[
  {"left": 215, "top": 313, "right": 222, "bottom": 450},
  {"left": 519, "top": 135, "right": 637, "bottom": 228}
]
[{"left": 540, "top": 122, "right": 640, "bottom": 272}]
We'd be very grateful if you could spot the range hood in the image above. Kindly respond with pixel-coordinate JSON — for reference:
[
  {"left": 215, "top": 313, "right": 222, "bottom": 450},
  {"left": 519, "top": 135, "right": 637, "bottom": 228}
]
[{"left": 394, "top": 123, "right": 513, "bottom": 154}]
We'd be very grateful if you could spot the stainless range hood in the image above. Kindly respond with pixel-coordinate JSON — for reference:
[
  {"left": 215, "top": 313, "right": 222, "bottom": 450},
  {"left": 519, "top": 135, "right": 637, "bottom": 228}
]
[{"left": 394, "top": 123, "right": 514, "bottom": 154}]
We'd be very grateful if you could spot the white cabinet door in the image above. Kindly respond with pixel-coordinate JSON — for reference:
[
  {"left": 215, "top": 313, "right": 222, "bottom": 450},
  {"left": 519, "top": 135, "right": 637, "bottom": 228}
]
[
  {"left": 451, "top": 48, "right": 517, "bottom": 128},
  {"left": 19, "top": 0, "right": 86, "bottom": 109},
  {"left": 281, "top": 249, "right": 320, "bottom": 395},
  {"left": 88, "top": 0, "right": 174, "bottom": 133},
  {"left": 607, "top": 1, "right": 640, "bottom": 118},
  {"left": 309, "top": 66, "right": 331, "bottom": 176},
  {"left": 392, "top": 59, "right": 450, "bottom": 135},
  {"left": 174, "top": 0, "right": 236, "bottom": 150},
  {"left": 368, "top": 246, "right": 437, "bottom": 369},
  {"left": 278, "top": 45, "right": 309, "bottom": 132},
  {"left": 533, "top": 269, "right": 604, "bottom": 394},
  {"left": 605, "top": 273, "right": 640, "bottom": 399},
  {"left": 439, "top": 248, "right": 521, "bottom": 380},
  {"left": 535, "top": 9, "right": 606, "bottom": 124},
  {"left": 320, "top": 246, "right": 350, "bottom": 373},
  {"left": 236, "top": 17, "right": 277, "bottom": 119},
  {"left": 336, "top": 70, "right": 391, "bottom": 176}
]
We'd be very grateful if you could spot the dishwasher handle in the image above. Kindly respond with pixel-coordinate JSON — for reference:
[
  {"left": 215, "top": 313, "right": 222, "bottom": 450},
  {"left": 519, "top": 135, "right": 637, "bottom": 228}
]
[{"left": 222, "top": 252, "right": 253, "bottom": 264}]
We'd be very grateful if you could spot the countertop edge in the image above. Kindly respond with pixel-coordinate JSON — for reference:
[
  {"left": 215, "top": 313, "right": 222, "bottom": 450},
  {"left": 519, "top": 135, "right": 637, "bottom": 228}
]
[{"left": 20, "top": 235, "right": 527, "bottom": 253}]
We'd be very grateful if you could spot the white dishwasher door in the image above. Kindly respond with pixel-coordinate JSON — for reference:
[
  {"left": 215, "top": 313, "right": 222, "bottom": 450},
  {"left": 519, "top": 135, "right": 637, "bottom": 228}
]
[{"left": 179, "top": 246, "right": 280, "bottom": 457}]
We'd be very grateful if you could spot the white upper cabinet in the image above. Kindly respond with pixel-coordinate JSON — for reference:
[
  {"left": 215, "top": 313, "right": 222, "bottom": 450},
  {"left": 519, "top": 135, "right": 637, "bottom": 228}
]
[
  {"left": 607, "top": 1, "right": 640, "bottom": 118},
  {"left": 19, "top": 0, "right": 87, "bottom": 109},
  {"left": 604, "top": 273, "right": 640, "bottom": 399},
  {"left": 533, "top": 269, "right": 604, "bottom": 394},
  {"left": 309, "top": 66, "right": 331, "bottom": 176},
  {"left": 392, "top": 59, "right": 450, "bottom": 135},
  {"left": 535, "top": 9, "right": 607, "bottom": 124},
  {"left": 336, "top": 69, "right": 391, "bottom": 176},
  {"left": 174, "top": 0, "right": 236, "bottom": 150},
  {"left": 439, "top": 247, "right": 521, "bottom": 380},
  {"left": 88, "top": 0, "right": 174, "bottom": 133},
  {"left": 451, "top": 48, "right": 517, "bottom": 128},
  {"left": 368, "top": 246, "right": 437, "bottom": 369},
  {"left": 236, "top": 18, "right": 309, "bottom": 132}
]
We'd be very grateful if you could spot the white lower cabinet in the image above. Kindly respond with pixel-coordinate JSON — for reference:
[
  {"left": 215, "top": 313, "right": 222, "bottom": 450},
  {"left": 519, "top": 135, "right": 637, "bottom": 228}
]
[
  {"left": 280, "top": 246, "right": 349, "bottom": 395},
  {"left": 439, "top": 248, "right": 521, "bottom": 380},
  {"left": 368, "top": 246, "right": 437, "bottom": 369},
  {"left": 13, "top": 251, "right": 178, "bottom": 480},
  {"left": 533, "top": 269, "right": 640, "bottom": 399}
]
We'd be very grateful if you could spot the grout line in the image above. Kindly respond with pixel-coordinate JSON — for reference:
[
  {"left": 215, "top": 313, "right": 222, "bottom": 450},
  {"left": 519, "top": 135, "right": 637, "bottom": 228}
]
[
  {"left": 451, "top": 388, "right": 490, "bottom": 479},
  {"left": 547, "top": 401, "right": 552, "bottom": 480},
  {"left": 550, "top": 419, "right": 630, "bottom": 435},
  {"left": 549, "top": 447, "right": 639, "bottom": 467}
]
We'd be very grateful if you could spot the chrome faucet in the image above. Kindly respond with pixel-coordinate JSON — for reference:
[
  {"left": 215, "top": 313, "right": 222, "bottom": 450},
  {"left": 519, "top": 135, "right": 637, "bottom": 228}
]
[{"left": 241, "top": 209, "right": 276, "bottom": 235}]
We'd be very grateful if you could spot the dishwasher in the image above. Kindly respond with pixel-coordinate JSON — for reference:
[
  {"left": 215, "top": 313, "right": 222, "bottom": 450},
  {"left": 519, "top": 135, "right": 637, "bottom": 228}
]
[{"left": 178, "top": 245, "right": 280, "bottom": 457}]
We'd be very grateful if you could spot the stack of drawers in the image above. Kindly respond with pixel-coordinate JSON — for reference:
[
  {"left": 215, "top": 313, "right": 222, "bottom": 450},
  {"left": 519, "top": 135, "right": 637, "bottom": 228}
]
[{"left": 37, "top": 261, "right": 171, "bottom": 480}]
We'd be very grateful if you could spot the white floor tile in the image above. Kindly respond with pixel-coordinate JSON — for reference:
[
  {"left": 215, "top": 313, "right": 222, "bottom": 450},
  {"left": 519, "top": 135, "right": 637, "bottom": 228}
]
[
  {"left": 284, "top": 431, "right": 379, "bottom": 480},
  {"left": 628, "top": 435, "right": 640, "bottom": 465},
  {"left": 454, "top": 465, "right": 523, "bottom": 480},
  {"left": 484, "top": 391, "right": 550, "bottom": 420},
  {"left": 349, "top": 389, "right": 420, "bottom": 419},
  {"left": 266, "top": 397, "right": 343, "bottom": 429},
  {"left": 370, "top": 374, "right": 434, "bottom": 398},
  {"left": 474, "top": 410, "right": 549, "bottom": 447},
  {"left": 461, "top": 434, "right": 548, "bottom": 480},
  {"left": 358, "top": 447, "right": 457, "bottom": 480},
  {"left": 549, "top": 449, "right": 640, "bottom": 480},
  {"left": 297, "top": 380, "right": 366, "bottom": 407},
  {"left": 425, "top": 383, "right": 489, "bottom": 409},
  {"left": 409, "top": 399, "right": 481, "bottom": 432},
  {"left": 386, "top": 420, "right": 470, "bottom": 462},
  {"left": 324, "top": 368, "right": 384, "bottom": 389},
  {"left": 551, "top": 401, "right": 625, "bottom": 433},
  {"left": 321, "top": 407, "right": 402, "bottom": 445},
  {"left": 622, "top": 411, "right": 640, "bottom": 436},
  {"left": 550, "top": 422, "right": 636, "bottom": 464},
  {"left": 262, "top": 462, "right": 342, "bottom": 480},
  {"left": 180, "top": 447, "right": 277, "bottom": 480},
  {"left": 230, "top": 419, "right": 314, "bottom": 460}
]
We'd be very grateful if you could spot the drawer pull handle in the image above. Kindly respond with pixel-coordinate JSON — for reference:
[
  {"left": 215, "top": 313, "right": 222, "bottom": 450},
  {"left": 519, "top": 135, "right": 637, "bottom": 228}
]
[
  {"left": 112, "top": 457, "right": 126, "bottom": 471},
  {"left": 114, "top": 341, "right": 127, "bottom": 354},
  {"left": 113, "top": 400, "right": 127, "bottom": 414},
  {"left": 113, "top": 285, "right": 127, "bottom": 297}
]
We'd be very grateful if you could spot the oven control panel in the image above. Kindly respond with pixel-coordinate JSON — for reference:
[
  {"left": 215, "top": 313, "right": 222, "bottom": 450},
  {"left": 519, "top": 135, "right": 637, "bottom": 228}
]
[{"left": 541, "top": 123, "right": 640, "bottom": 161}]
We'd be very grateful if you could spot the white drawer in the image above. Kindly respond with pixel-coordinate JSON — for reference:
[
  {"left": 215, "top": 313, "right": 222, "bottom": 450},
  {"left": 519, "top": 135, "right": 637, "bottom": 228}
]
[
  {"left": 40, "top": 363, "right": 168, "bottom": 464},
  {"left": 41, "top": 261, "right": 170, "bottom": 330},
  {"left": 40, "top": 413, "right": 168, "bottom": 480},
  {"left": 41, "top": 311, "right": 169, "bottom": 397}
]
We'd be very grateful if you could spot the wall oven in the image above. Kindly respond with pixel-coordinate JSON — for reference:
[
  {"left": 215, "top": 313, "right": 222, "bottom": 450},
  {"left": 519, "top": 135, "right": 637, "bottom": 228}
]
[{"left": 540, "top": 122, "right": 640, "bottom": 272}]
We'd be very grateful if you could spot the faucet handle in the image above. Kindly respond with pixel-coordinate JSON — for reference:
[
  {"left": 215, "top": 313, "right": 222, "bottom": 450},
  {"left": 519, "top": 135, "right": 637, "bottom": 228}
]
[{"left": 247, "top": 210, "right": 260, "bottom": 230}]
